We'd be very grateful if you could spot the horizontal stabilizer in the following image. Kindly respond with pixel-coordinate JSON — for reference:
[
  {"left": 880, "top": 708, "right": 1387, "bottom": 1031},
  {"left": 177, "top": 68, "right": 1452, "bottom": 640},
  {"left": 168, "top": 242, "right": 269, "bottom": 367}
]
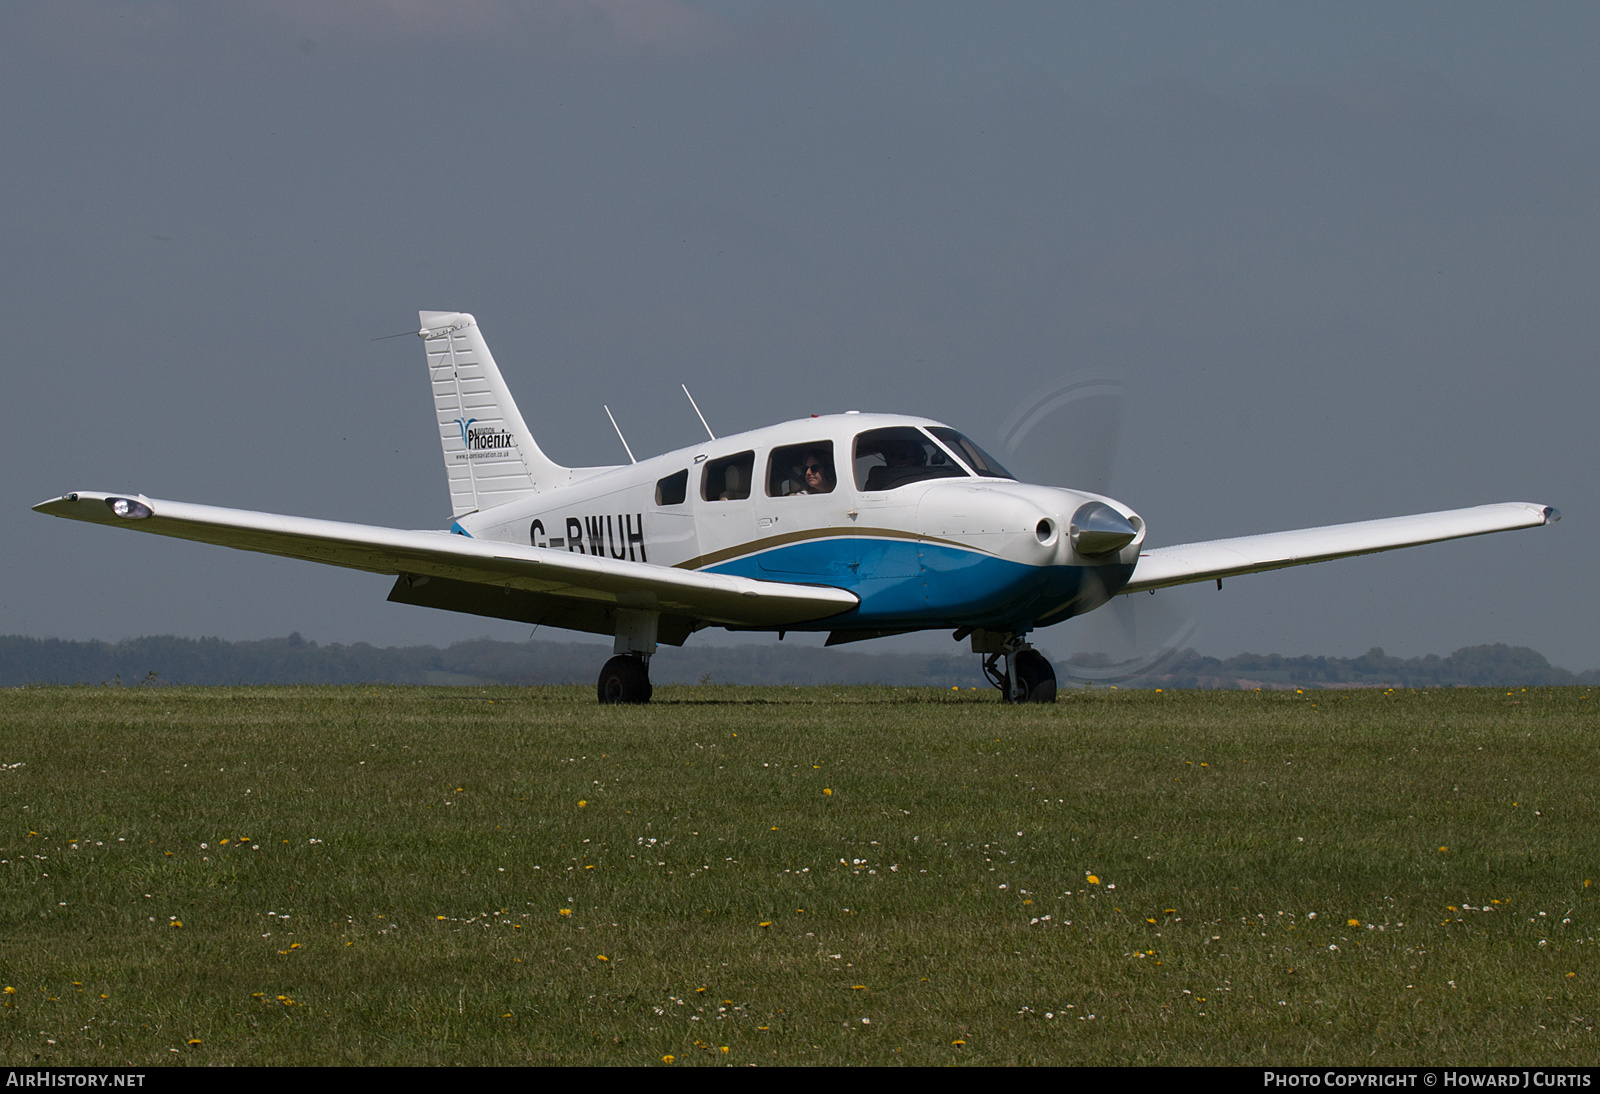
[{"left": 1123, "top": 502, "right": 1558, "bottom": 594}]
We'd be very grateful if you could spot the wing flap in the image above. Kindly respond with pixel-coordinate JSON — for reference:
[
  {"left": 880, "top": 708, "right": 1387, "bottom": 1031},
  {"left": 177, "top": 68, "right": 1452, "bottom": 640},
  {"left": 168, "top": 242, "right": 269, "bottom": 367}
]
[
  {"left": 1123, "top": 502, "right": 1557, "bottom": 594},
  {"left": 33, "top": 492, "right": 858, "bottom": 627}
]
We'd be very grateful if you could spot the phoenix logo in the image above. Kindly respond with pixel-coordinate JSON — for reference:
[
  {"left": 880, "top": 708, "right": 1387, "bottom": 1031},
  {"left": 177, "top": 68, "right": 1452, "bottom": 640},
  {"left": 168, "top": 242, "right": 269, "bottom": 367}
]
[{"left": 454, "top": 417, "right": 515, "bottom": 451}]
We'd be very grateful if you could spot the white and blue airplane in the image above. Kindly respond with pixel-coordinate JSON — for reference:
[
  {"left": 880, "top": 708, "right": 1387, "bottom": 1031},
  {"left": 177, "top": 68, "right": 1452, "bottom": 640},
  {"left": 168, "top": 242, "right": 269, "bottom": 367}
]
[{"left": 35, "top": 311, "right": 1560, "bottom": 703}]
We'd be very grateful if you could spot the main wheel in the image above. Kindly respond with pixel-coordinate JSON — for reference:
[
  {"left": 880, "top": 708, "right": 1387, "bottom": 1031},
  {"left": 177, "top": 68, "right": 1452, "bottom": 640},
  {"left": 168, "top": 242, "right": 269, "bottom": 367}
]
[
  {"left": 1011, "top": 649, "right": 1057, "bottom": 704},
  {"left": 597, "top": 655, "right": 653, "bottom": 704}
]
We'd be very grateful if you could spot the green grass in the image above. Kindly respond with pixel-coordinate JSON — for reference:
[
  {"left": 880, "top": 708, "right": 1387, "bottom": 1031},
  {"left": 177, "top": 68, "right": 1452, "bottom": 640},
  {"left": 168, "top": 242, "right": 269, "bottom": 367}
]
[{"left": 0, "top": 683, "right": 1595, "bottom": 1065}]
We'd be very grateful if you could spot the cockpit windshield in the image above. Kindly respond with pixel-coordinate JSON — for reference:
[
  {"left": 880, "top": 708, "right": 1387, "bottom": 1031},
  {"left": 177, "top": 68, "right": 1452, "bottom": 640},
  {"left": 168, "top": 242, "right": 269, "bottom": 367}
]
[
  {"left": 853, "top": 427, "right": 969, "bottom": 492},
  {"left": 926, "top": 427, "right": 1016, "bottom": 480}
]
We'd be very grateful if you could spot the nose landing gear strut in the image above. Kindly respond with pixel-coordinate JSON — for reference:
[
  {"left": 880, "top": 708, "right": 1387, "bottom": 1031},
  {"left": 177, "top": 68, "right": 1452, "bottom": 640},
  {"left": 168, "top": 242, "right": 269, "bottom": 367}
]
[{"left": 966, "top": 629, "right": 1058, "bottom": 704}]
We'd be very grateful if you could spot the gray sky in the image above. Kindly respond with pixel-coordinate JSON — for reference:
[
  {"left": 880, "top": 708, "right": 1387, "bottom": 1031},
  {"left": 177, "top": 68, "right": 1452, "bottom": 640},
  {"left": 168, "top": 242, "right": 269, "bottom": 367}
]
[{"left": 5, "top": 1, "right": 1594, "bottom": 669}]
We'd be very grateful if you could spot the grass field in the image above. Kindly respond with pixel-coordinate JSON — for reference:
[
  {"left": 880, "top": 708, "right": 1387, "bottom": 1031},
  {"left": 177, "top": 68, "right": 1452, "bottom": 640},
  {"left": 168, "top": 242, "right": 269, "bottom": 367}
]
[{"left": 0, "top": 683, "right": 1595, "bottom": 1066}]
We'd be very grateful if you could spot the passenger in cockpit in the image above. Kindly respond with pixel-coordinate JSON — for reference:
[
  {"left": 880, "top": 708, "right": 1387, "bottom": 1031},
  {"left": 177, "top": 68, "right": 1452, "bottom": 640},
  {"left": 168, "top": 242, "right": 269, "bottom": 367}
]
[{"left": 798, "top": 450, "right": 835, "bottom": 494}]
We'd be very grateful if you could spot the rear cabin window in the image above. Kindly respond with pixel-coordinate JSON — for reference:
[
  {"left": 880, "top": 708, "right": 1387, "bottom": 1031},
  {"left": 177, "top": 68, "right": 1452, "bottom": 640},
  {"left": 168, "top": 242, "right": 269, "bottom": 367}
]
[
  {"left": 853, "top": 427, "right": 968, "bottom": 492},
  {"left": 767, "top": 441, "right": 836, "bottom": 497},
  {"left": 701, "top": 451, "right": 755, "bottom": 501},
  {"left": 655, "top": 469, "right": 688, "bottom": 506}
]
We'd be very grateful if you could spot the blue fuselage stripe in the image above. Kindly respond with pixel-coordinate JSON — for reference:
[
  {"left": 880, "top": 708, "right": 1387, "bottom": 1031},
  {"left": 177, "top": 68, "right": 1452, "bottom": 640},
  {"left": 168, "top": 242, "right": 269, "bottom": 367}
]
[{"left": 705, "top": 537, "right": 1110, "bottom": 630}]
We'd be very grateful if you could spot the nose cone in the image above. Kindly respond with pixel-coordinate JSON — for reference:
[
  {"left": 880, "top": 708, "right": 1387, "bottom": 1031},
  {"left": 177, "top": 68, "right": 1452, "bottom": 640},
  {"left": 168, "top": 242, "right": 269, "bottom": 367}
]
[{"left": 1070, "top": 501, "right": 1138, "bottom": 557}]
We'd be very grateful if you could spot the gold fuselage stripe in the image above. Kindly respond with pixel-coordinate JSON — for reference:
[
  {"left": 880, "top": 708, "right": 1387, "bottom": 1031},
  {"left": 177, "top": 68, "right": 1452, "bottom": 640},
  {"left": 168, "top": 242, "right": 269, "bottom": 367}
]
[{"left": 674, "top": 526, "right": 990, "bottom": 572}]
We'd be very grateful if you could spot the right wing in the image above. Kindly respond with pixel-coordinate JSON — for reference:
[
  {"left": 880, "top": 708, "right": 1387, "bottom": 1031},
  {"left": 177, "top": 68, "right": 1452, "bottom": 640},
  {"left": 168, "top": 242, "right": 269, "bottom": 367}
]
[
  {"left": 32, "top": 491, "right": 858, "bottom": 633},
  {"left": 1123, "top": 502, "right": 1558, "bottom": 594}
]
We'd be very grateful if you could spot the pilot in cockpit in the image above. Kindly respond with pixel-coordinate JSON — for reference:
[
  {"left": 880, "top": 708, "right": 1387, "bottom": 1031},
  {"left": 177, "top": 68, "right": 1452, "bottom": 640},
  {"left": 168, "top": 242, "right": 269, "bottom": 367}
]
[{"left": 863, "top": 438, "right": 926, "bottom": 492}]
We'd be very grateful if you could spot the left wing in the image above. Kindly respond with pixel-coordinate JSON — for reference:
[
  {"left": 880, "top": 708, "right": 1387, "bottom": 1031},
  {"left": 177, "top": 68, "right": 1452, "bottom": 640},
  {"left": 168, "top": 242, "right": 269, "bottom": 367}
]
[
  {"left": 33, "top": 491, "right": 858, "bottom": 629},
  {"left": 1123, "top": 502, "right": 1558, "bottom": 594}
]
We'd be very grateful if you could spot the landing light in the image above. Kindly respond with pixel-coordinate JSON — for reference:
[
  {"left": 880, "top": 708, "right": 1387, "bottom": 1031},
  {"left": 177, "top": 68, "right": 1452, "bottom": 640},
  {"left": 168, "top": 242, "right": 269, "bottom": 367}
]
[{"left": 105, "top": 497, "right": 152, "bottom": 520}]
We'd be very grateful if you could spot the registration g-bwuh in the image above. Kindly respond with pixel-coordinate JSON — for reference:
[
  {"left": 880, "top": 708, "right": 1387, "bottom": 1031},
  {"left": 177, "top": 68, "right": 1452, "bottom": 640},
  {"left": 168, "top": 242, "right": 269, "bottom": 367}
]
[{"left": 36, "top": 311, "right": 1559, "bottom": 704}]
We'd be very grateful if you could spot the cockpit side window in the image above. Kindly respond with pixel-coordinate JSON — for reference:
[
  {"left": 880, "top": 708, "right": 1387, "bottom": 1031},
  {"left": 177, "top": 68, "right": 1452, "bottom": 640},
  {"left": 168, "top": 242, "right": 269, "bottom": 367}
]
[
  {"left": 767, "top": 441, "right": 836, "bottom": 497},
  {"left": 655, "top": 469, "right": 689, "bottom": 506},
  {"left": 926, "top": 427, "right": 1016, "bottom": 480},
  {"left": 701, "top": 451, "right": 755, "bottom": 501},
  {"left": 853, "top": 427, "right": 969, "bottom": 492}
]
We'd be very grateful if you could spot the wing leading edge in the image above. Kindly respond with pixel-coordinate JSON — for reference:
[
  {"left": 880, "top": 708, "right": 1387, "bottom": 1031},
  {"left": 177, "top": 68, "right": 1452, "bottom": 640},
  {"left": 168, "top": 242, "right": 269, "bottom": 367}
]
[
  {"left": 32, "top": 492, "right": 858, "bottom": 628},
  {"left": 1122, "top": 502, "right": 1558, "bottom": 594}
]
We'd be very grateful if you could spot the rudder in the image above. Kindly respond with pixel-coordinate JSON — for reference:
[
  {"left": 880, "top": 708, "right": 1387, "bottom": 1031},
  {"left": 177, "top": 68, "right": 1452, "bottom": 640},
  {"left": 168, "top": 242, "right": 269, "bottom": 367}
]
[{"left": 419, "top": 311, "right": 566, "bottom": 519}]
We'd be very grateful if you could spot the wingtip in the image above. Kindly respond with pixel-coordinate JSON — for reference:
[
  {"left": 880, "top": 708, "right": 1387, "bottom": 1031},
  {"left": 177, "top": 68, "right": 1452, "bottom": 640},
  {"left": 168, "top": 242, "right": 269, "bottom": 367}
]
[{"left": 33, "top": 492, "right": 81, "bottom": 514}]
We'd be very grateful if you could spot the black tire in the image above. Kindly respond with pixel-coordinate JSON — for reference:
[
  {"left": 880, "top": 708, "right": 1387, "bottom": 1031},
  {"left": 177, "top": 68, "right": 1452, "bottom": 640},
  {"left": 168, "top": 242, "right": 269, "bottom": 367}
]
[
  {"left": 1012, "top": 649, "right": 1057, "bottom": 704},
  {"left": 597, "top": 655, "right": 653, "bottom": 704}
]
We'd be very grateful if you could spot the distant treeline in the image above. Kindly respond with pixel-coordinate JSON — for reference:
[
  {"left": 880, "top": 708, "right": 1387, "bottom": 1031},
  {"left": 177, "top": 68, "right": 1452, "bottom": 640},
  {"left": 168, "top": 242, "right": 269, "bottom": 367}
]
[
  {"left": 1085, "top": 645, "right": 1600, "bottom": 690},
  {"left": 0, "top": 633, "right": 983, "bottom": 688},
  {"left": 0, "top": 634, "right": 1594, "bottom": 690}
]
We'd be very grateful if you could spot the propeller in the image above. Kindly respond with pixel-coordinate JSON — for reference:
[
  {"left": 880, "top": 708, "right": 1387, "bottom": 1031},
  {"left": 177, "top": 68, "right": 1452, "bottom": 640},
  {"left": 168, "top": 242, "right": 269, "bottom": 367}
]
[{"left": 997, "top": 372, "right": 1196, "bottom": 683}]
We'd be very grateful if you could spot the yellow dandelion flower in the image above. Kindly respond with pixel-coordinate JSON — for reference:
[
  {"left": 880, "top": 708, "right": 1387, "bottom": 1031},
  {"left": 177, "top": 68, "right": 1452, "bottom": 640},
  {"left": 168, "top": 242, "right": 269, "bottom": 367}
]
[
  {"left": 759, "top": 921, "right": 772, "bottom": 928},
  {"left": 187, "top": 1039, "right": 201, "bottom": 1046},
  {"left": 952, "top": 1039, "right": 966, "bottom": 1046},
  {"left": 559, "top": 909, "right": 572, "bottom": 916},
  {"left": 720, "top": 1046, "right": 730, "bottom": 1054},
  {"left": 1567, "top": 972, "right": 1576, "bottom": 978},
  {"left": 852, "top": 985, "right": 866, "bottom": 990},
  {"left": 1439, "top": 846, "right": 1448, "bottom": 853},
  {"left": 1347, "top": 919, "right": 1360, "bottom": 927},
  {"left": 578, "top": 800, "right": 587, "bottom": 808},
  {"left": 662, "top": 1055, "right": 675, "bottom": 1064},
  {"left": 1086, "top": 875, "right": 1100, "bottom": 885},
  {"left": 170, "top": 920, "right": 183, "bottom": 928},
  {"left": 596, "top": 954, "right": 608, "bottom": 961},
  {"left": 3, "top": 987, "right": 14, "bottom": 995},
  {"left": 823, "top": 788, "right": 832, "bottom": 796}
]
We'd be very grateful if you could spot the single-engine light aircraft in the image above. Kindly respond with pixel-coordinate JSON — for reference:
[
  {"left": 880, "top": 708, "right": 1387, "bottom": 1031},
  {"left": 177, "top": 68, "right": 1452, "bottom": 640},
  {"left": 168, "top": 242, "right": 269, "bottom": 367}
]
[{"left": 36, "top": 311, "right": 1560, "bottom": 703}]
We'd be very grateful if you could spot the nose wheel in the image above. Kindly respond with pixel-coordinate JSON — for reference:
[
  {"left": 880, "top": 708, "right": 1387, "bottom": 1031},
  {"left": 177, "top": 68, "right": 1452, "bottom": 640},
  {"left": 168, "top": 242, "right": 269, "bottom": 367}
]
[
  {"left": 597, "top": 654, "right": 653, "bottom": 704},
  {"left": 982, "top": 642, "right": 1057, "bottom": 704}
]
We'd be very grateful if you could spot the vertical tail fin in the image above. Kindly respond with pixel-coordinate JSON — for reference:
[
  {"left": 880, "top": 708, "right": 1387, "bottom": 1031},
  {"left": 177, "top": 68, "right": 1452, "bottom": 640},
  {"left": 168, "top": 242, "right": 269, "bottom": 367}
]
[{"left": 419, "top": 311, "right": 566, "bottom": 518}]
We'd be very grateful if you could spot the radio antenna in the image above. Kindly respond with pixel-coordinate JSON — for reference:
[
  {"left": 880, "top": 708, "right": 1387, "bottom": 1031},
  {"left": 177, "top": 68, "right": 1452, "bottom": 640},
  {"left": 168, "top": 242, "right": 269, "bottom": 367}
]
[
  {"left": 682, "top": 385, "right": 716, "bottom": 440},
  {"left": 603, "top": 405, "right": 637, "bottom": 464}
]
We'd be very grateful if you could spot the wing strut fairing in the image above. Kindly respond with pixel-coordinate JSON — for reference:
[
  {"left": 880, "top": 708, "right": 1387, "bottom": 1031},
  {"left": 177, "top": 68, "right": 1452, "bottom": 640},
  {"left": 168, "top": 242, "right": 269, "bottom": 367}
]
[{"left": 1123, "top": 502, "right": 1558, "bottom": 594}]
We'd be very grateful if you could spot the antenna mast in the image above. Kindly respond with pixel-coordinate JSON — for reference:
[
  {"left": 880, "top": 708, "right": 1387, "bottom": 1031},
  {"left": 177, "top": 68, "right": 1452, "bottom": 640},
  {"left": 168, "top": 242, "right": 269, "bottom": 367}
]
[
  {"left": 682, "top": 385, "right": 716, "bottom": 440},
  {"left": 603, "top": 406, "right": 637, "bottom": 464}
]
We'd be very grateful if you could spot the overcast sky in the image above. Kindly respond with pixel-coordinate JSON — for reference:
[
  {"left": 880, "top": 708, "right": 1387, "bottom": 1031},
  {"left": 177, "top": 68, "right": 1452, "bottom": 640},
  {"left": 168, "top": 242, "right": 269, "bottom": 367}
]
[{"left": 4, "top": 1, "right": 1594, "bottom": 670}]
